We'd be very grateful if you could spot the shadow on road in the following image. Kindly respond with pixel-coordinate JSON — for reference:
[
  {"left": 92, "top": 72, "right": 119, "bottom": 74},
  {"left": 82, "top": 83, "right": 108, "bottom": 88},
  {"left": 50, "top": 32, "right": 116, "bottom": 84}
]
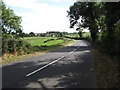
[
  {"left": 52, "top": 46, "right": 91, "bottom": 53},
  {"left": 8, "top": 51, "right": 95, "bottom": 88},
  {"left": 2, "top": 40, "right": 96, "bottom": 89}
]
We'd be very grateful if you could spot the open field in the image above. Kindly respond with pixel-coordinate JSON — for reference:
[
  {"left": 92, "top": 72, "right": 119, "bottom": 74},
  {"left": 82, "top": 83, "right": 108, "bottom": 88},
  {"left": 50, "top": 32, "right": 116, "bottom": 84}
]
[
  {"left": 64, "top": 32, "right": 90, "bottom": 38},
  {"left": 21, "top": 37, "right": 64, "bottom": 46},
  {"left": 82, "top": 32, "right": 90, "bottom": 37},
  {"left": 22, "top": 37, "right": 57, "bottom": 40},
  {"left": 41, "top": 39, "right": 64, "bottom": 46},
  {"left": 65, "top": 34, "right": 79, "bottom": 38}
]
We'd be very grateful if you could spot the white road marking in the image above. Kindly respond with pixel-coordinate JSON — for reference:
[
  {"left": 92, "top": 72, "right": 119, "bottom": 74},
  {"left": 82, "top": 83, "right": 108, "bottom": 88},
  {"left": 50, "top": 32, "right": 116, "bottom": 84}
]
[
  {"left": 77, "top": 46, "right": 80, "bottom": 49},
  {"left": 26, "top": 45, "right": 81, "bottom": 77},
  {"left": 69, "top": 49, "right": 77, "bottom": 54},
  {"left": 26, "top": 56, "right": 65, "bottom": 77}
]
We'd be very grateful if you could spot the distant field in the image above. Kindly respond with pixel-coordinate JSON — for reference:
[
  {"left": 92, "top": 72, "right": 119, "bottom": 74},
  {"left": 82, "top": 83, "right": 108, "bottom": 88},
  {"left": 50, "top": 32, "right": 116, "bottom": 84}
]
[
  {"left": 64, "top": 32, "right": 90, "bottom": 38},
  {"left": 65, "top": 34, "right": 79, "bottom": 38},
  {"left": 22, "top": 37, "right": 57, "bottom": 40},
  {"left": 21, "top": 37, "right": 64, "bottom": 46},
  {"left": 82, "top": 32, "right": 90, "bottom": 37},
  {"left": 42, "top": 39, "right": 64, "bottom": 46}
]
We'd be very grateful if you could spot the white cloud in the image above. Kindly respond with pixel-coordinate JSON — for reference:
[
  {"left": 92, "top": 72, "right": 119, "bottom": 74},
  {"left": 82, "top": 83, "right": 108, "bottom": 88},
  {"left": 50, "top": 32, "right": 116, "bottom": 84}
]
[
  {"left": 3, "top": 0, "right": 76, "bottom": 33},
  {"left": 53, "top": 0, "right": 75, "bottom": 3},
  {"left": 3, "top": 0, "right": 48, "bottom": 9}
]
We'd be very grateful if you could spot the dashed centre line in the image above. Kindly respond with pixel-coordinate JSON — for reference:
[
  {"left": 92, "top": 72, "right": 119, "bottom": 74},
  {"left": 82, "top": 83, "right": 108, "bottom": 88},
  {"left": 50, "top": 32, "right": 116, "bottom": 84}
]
[
  {"left": 26, "top": 45, "right": 81, "bottom": 77},
  {"left": 69, "top": 49, "right": 77, "bottom": 54},
  {"left": 26, "top": 56, "right": 65, "bottom": 77}
]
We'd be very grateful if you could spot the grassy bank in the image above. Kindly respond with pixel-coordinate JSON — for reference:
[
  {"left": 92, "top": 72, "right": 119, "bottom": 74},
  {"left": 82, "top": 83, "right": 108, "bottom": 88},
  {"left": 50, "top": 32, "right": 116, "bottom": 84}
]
[
  {"left": 92, "top": 49, "right": 120, "bottom": 88},
  {"left": 1, "top": 38, "right": 75, "bottom": 64}
]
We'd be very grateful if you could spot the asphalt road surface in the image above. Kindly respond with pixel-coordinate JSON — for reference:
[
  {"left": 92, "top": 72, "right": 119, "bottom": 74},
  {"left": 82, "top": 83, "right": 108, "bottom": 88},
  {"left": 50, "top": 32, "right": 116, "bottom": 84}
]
[{"left": 2, "top": 40, "right": 97, "bottom": 89}]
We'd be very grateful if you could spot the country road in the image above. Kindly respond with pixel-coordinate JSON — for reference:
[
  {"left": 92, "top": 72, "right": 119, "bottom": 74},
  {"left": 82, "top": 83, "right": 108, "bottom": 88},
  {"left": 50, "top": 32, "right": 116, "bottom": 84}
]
[{"left": 2, "top": 40, "right": 96, "bottom": 88}]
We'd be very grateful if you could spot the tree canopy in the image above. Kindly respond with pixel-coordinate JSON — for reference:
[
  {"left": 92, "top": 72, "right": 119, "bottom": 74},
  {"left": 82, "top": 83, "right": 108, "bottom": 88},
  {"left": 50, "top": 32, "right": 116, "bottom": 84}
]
[
  {"left": 1, "top": 1, "right": 23, "bottom": 38},
  {"left": 67, "top": 2, "right": 103, "bottom": 42},
  {"left": 67, "top": 2, "right": 120, "bottom": 41},
  {"left": 67, "top": 1, "right": 120, "bottom": 56}
]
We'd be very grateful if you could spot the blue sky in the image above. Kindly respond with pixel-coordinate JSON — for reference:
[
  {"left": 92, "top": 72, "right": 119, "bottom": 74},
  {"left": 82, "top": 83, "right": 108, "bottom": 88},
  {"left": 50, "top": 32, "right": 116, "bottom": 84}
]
[{"left": 3, "top": 0, "right": 77, "bottom": 33}]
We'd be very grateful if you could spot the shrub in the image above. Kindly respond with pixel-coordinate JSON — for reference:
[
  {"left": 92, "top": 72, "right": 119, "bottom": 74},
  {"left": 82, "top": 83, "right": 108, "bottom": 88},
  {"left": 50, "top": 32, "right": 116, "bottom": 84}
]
[{"left": 2, "top": 38, "right": 33, "bottom": 56}]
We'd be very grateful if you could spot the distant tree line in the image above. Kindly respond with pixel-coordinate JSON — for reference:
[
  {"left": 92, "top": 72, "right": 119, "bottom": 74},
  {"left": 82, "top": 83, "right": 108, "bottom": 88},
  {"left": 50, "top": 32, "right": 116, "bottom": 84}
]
[{"left": 22, "top": 31, "right": 69, "bottom": 37}]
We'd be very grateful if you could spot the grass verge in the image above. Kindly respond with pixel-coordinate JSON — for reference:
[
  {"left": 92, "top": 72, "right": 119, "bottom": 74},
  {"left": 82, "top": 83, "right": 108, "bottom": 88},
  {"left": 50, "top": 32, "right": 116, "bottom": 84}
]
[
  {"left": 92, "top": 49, "right": 120, "bottom": 88},
  {"left": 1, "top": 38, "right": 75, "bottom": 64}
]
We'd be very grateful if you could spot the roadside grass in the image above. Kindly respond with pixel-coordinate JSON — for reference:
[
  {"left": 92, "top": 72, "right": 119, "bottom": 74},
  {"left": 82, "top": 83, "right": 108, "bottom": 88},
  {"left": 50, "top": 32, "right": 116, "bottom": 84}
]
[
  {"left": 1, "top": 52, "right": 44, "bottom": 64},
  {"left": 1, "top": 38, "right": 75, "bottom": 64},
  {"left": 92, "top": 49, "right": 120, "bottom": 88}
]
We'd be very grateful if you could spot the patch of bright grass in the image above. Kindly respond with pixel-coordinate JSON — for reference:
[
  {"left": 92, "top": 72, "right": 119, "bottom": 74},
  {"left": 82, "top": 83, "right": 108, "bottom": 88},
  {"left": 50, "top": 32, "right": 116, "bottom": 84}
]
[
  {"left": 82, "top": 32, "right": 90, "bottom": 37},
  {"left": 65, "top": 34, "right": 79, "bottom": 38},
  {"left": 1, "top": 52, "right": 44, "bottom": 64},
  {"left": 42, "top": 39, "right": 64, "bottom": 46},
  {"left": 24, "top": 37, "right": 58, "bottom": 46}
]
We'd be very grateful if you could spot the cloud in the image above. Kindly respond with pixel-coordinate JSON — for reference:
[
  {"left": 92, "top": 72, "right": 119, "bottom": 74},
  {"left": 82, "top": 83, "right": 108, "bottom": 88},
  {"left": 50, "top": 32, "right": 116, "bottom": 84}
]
[
  {"left": 3, "top": 0, "right": 76, "bottom": 33},
  {"left": 3, "top": 0, "right": 48, "bottom": 9},
  {"left": 20, "top": 6, "right": 71, "bottom": 33},
  {"left": 52, "top": 0, "right": 75, "bottom": 3}
]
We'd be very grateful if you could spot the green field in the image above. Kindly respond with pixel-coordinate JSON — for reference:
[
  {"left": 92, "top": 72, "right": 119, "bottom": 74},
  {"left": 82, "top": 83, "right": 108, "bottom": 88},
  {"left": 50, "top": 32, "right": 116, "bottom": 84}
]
[
  {"left": 65, "top": 34, "right": 79, "bottom": 38},
  {"left": 21, "top": 37, "right": 63, "bottom": 46},
  {"left": 64, "top": 32, "right": 90, "bottom": 38},
  {"left": 42, "top": 39, "right": 64, "bottom": 46},
  {"left": 22, "top": 37, "right": 57, "bottom": 40},
  {"left": 82, "top": 32, "right": 90, "bottom": 37}
]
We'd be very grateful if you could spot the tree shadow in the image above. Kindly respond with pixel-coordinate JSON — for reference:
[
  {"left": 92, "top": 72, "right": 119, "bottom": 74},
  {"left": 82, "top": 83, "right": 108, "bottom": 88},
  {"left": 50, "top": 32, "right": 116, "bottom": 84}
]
[
  {"left": 2, "top": 57, "right": 59, "bottom": 88},
  {"left": 6, "top": 51, "right": 96, "bottom": 89}
]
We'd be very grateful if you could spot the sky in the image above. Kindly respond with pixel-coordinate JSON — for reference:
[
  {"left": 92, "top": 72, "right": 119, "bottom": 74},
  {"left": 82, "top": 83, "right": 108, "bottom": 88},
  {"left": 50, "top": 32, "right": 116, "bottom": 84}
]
[{"left": 3, "top": 0, "right": 78, "bottom": 33}]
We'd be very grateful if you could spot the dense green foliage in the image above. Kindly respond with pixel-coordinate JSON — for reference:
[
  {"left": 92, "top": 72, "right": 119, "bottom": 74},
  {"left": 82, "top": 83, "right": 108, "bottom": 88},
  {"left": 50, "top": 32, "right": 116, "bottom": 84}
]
[
  {"left": 2, "top": 38, "right": 32, "bottom": 55},
  {"left": 68, "top": 2, "right": 102, "bottom": 42},
  {"left": 1, "top": 2, "right": 31, "bottom": 56},
  {"left": 68, "top": 2, "right": 120, "bottom": 88},
  {"left": 1, "top": 2, "right": 23, "bottom": 38},
  {"left": 67, "top": 2, "right": 120, "bottom": 57}
]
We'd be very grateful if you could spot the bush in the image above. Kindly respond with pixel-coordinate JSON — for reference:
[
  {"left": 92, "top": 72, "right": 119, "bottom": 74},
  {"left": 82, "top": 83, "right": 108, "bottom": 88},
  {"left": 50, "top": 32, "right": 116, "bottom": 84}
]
[
  {"left": 97, "top": 20, "right": 120, "bottom": 59},
  {"left": 2, "top": 38, "right": 33, "bottom": 56}
]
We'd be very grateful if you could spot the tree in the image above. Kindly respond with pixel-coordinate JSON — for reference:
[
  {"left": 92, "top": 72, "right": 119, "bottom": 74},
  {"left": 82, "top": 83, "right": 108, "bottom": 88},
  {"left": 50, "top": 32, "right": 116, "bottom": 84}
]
[
  {"left": 67, "top": 2, "right": 103, "bottom": 42},
  {"left": 103, "top": 2, "right": 120, "bottom": 41},
  {"left": 29, "top": 32, "right": 35, "bottom": 37},
  {"left": 1, "top": 1, "right": 23, "bottom": 38},
  {"left": 76, "top": 27, "right": 83, "bottom": 38},
  {"left": 101, "top": 2, "right": 120, "bottom": 55}
]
